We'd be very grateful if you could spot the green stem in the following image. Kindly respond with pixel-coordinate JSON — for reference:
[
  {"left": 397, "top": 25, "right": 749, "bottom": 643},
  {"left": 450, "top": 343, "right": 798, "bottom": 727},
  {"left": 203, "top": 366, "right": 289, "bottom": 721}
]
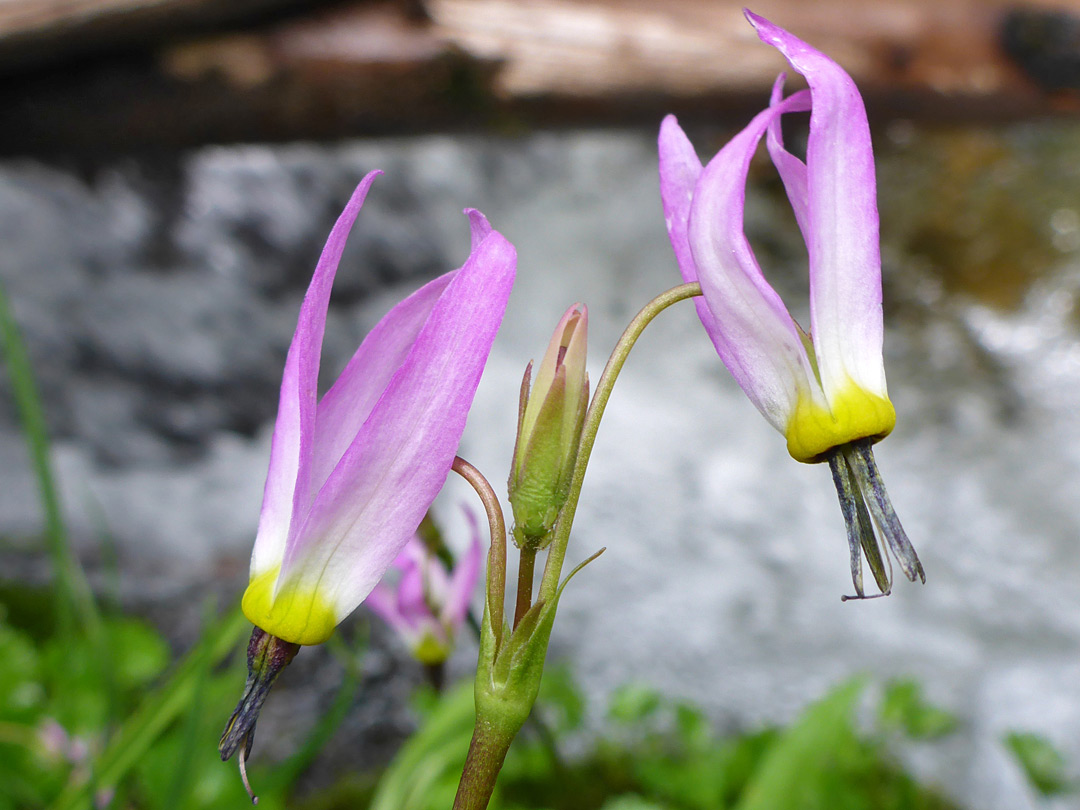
[
  {"left": 452, "top": 456, "right": 507, "bottom": 650},
  {"left": 513, "top": 546, "right": 537, "bottom": 628},
  {"left": 538, "top": 282, "right": 701, "bottom": 604},
  {"left": 451, "top": 718, "right": 516, "bottom": 810},
  {"left": 452, "top": 283, "right": 702, "bottom": 810}
]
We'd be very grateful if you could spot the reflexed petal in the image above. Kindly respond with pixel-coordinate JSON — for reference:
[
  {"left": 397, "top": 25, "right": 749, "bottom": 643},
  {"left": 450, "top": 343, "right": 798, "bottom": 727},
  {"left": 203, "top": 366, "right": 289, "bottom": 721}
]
[
  {"left": 250, "top": 171, "right": 382, "bottom": 578},
  {"left": 466, "top": 208, "right": 494, "bottom": 251},
  {"left": 442, "top": 529, "right": 483, "bottom": 628},
  {"left": 365, "top": 583, "right": 409, "bottom": 632},
  {"left": 422, "top": 548, "right": 452, "bottom": 605},
  {"left": 765, "top": 74, "right": 812, "bottom": 244},
  {"left": 396, "top": 560, "right": 428, "bottom": 626},
  {"left": 310, "top": 272, "right": 455, "bottom": 500},
  {"left": 278, "top": 217, "right": 517, "bottom": 622},
  {"left": 391, "top": 541, "right": 420, "bottom": 571},
  {"left": 686, "top": 91, "right": 818, "bottom": 432},
  {"left": 748, "top": 11, "right": 888, "bottom": 404},
  {"left": 658, "top": 116, "right": 723, "bottom": 345}
]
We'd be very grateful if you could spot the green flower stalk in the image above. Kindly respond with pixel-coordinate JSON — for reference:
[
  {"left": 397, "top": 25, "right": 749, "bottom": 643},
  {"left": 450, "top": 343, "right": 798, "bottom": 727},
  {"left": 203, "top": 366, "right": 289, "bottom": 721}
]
[
  {"left": 508, "top": 304, "right": 589, "bottom": 549},
  {"left": 453, "top": 285, "right": 703, "bottom": 810}
]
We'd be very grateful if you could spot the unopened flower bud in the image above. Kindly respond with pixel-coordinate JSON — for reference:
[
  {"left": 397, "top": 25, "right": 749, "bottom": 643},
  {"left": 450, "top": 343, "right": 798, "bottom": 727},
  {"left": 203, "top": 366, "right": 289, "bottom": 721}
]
[{"left": 508, "top": 304, "right": 589, "bottom": 547}]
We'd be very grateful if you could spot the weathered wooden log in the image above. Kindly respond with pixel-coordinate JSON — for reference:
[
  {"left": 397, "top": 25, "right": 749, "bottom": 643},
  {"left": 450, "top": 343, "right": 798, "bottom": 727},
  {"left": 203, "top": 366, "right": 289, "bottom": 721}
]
[
  {"left": 1, "top": 0, "right": 1078, "bottom": 154},
  {"left": 0, "top": 0, "right": 334, "bottom": 71},
  {"left": 425, "top": 0, "right": 1080, "bottom": 111}
]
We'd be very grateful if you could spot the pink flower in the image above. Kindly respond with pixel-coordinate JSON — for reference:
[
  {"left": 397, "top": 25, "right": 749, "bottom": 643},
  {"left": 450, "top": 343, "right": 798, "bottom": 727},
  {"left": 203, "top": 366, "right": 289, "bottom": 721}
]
[
  {"left": 659, "top": 12, "right": 922, "bottom": 597},
  {"left": 365, "top": 521, "right": 483, "bottom": 665},
  {"left": 241, "top": 171, "right": 516, "bottom": 645}
]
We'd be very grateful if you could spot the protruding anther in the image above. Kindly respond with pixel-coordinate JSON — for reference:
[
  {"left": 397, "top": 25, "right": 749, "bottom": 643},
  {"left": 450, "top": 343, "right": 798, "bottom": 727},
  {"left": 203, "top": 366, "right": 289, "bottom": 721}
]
[
  {"left": 829, "top": 439, "right": 922, "bottom": 600},
  {"left": 238, "top": 736, "right": 259, "bottom": 805},
  {"left": 219, "top": 626, "right": 301, "bottom": 795},
  {"left": 840, "top": 590, "right": 892, "bottom": 602}
]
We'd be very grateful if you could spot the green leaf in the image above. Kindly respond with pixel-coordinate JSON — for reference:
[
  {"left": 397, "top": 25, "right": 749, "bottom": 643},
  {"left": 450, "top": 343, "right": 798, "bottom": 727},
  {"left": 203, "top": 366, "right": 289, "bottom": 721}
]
[
  {"left": 105, "top": 619, "right": 171, "bottom": 692},
  {"left": 673, "top": 702, "right": 710, "bottom": 749},
  {"left": 370, "top": 680, "right": 477, "bottom": 810},
  {"left": 1005, "top": 731, "right": 1072, "bottom": 796},
  {"left": 535, "top": 665, "right": 585, "bottom": 733},
  {"left": 0, "top": 620, "right": 43, "bottom": 721},
  {"left": 49, "top": 606, "right": 249, "bottom": 810},
  {"left": 41, "top": 640, "right": 110, "bottom": 733},
  {"left": 0, "top": 281, "right": 100, "bottom": 642},
  {"left": 598, "top": 796, "right": 667, "bottom": 810},
  {"left": 879, "top": 679, "right": 958, "bottom": 739},
  {"left": 608, "top": 684, "right": 662, "bottom": 725},
  {"left": 39, "top": 615, "right": 169, "bottom": 734},
  {"left": 734, "top": 679, "right": 865, "bottom": 810}
]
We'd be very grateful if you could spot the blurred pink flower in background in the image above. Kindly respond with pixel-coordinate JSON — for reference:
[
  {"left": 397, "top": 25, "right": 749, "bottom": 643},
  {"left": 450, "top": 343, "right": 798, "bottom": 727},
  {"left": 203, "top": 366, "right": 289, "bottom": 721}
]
[{"left": 366, "top": 518, "right": 483, "bottom": 665}]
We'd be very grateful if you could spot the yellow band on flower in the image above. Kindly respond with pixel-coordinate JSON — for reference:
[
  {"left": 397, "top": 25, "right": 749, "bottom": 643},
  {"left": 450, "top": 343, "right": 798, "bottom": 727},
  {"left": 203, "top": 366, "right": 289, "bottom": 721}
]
[
  {"left": 413, "top": 633, "right": 452, "bottom": 666},
  {"left": 785, "top": 383, "right": 896, "bottom": 464},
  {"left": 241, "top": 566, "right": 338, "bottom": 646}
]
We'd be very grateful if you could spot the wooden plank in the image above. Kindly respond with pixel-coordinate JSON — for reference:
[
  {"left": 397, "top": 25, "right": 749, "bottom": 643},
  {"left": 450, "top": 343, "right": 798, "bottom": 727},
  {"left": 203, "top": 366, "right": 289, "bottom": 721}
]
[
  {"left": 1, "top": 0, "right": 1078, "bottom": 153},
  {"left": 427, "top": 0, "right": 1080, "bottom": 109},
  {"left": 0, "top": 0, "right": 322, "bottom": 70}
]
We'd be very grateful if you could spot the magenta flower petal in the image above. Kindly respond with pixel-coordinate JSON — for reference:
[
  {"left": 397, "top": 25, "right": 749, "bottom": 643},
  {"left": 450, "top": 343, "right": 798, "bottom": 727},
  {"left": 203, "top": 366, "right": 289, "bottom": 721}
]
[
  {"left": 660, "top": 12, "right": 919, "bottom": 598},
  {"left": 661, "top": 13, "right": 895, "bottom": 463},
  {"left": 365, "top": 582, "right": 408, "bottom": 633},
  {"left": 275, "top": 217, "right": 516, "bottom": 634},
  {"left": 657, "top": 114, "right": 703, "bottom": 288},
  {"left": 765, "top": 74, "right": 812, "bottom": 244},
  {"left": 243, "top": 180, "right": 515, "bottom": 645},
  {"left": 684, "top": 90, "right": 817, "bottom": 432},
  {"left": 308, "top": 273, "right": 454, "bottom": 503},
  {"left": 364, "top": 526, "right": 481, "bottom": 663},
  {"left": 658, "top": 116, "right": 724, "bottom": 349},
  {"left": 748, "top": 10, "right": 889, "bottom": 406},
  {"left": 442, "top": 520, "right": 483, "bottom": 628},
  {"left": 395, "top": 555, "right": 427, "bottom": 625},
  {"left": 466, "top": 208, "right": 494, "bottom": 249},
  {"left": 251, "top": 171, "right": 382, "bottom": 578}
]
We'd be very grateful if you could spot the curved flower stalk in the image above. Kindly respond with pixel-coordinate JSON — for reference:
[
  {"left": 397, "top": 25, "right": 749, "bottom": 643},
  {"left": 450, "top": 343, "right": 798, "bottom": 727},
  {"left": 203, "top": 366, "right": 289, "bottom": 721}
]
[
  {"left": 220, "top": 170, "right": 516, "bottom": 774},
  {"left": 366, "top": 521, "right": 483, "bottom": 666},
  {"left": 658, "top": 11, "right": 923, "bottom": 598}
]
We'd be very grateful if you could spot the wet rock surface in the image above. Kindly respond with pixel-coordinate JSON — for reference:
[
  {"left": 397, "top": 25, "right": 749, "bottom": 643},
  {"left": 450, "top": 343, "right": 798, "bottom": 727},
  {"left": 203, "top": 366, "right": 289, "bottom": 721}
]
[{"left": 2, "top": 124, "right": 1080, "bottom": 808}]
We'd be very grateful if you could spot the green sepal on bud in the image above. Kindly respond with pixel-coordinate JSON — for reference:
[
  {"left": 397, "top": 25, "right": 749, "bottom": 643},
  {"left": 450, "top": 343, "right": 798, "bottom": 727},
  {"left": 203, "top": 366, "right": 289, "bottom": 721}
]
[{"left": 508, "top": 304, "right": 589, "bottom": 549}]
